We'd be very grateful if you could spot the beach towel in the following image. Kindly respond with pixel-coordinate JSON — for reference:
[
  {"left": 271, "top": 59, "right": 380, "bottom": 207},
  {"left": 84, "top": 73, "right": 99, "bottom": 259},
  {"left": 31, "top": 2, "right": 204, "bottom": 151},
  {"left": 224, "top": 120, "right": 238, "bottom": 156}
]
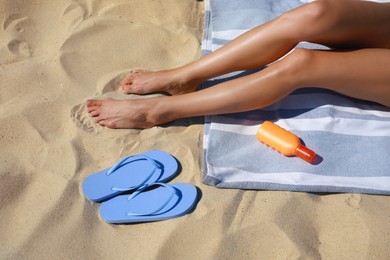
[{"left": 202, "top": 0, "right": 390, "bottom": 195}]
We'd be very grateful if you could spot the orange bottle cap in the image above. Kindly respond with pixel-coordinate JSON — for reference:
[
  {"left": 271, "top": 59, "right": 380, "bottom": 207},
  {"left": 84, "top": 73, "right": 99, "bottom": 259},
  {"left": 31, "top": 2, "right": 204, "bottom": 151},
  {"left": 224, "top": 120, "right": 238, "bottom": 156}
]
[{"left": 295, "top": 144, "right": 316, "bottom": 163}]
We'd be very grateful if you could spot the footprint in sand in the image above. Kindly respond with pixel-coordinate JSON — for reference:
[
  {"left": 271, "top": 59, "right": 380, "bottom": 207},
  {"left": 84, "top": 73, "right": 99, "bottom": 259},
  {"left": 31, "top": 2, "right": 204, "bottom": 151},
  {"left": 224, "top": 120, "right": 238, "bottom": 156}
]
[
  {"left": 345, "top": 194, "right": 362, "bottom": 209},
  {"left": 71, "top": 102, "right": 101, "bottom": 134},
  {"left": 70, "top": 70, "right": 134, "bottom": 134},
  {"left": 63, "top": 2, "right": 89, "bottom": 31},
  {"left": 2, "top": 14, "right": 32, "bottom": 59},
  {"left": 2, "top": 13, "right": 28, "bottom": 31},
  {"left": 7, "top": 39, "right": 32, "bottom": 57}
]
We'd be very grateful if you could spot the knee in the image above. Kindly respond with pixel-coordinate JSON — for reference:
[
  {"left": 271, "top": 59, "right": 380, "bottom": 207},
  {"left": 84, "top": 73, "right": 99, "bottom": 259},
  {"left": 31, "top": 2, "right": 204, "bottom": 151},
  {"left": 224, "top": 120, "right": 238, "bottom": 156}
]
[
  {"left": 279, "top": 0, "right": 340, "bottom": 38},
  {"left": 278, "top": 48, "right": 316, "bottom": 84},
  {"left": 303, "top": 0, "right": 331, "bottom": 20},
  {"left": 288, "top": 48, "right": 315, "bottom": 62},
  {"left": 283, "top": 48, "right": 315, "bottom": 67},
  {"left": 305, "top": 0, "right": 345, "bottom": 30}
]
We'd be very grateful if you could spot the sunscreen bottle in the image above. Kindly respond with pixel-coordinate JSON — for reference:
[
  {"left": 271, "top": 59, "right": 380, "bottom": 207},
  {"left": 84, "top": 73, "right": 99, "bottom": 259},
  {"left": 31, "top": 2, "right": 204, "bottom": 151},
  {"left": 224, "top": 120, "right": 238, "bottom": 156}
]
[{"left": 256, "top": 121, "right": 316, "bottom": 163}]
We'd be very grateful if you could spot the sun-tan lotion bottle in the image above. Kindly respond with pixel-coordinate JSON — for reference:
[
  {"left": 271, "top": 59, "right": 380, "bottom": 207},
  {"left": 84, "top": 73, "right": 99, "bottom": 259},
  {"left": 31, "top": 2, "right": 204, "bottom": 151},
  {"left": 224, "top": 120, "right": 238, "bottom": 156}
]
[{"left": 256, "top": 121, "right": 316, "bottom": 163}]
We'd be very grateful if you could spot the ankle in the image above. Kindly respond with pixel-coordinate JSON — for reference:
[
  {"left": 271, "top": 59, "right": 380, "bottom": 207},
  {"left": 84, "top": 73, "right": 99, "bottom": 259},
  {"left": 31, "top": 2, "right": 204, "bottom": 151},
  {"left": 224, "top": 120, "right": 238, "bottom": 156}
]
[
  {"left": 148, "top": 97, "right": 177, "bottom": 126},
  {"left": 173, "top": 66, "right": 203, "bottom": 87}
]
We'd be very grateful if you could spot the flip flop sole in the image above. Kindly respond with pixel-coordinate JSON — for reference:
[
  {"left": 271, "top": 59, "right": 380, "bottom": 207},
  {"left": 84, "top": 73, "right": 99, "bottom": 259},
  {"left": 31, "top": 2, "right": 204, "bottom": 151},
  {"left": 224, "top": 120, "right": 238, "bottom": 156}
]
[
  {"left": 99, "top": 183, "right": 198, "bottom": 224},
  {"left": 82, "top": 150, "right": 178, "bottom": 202}
]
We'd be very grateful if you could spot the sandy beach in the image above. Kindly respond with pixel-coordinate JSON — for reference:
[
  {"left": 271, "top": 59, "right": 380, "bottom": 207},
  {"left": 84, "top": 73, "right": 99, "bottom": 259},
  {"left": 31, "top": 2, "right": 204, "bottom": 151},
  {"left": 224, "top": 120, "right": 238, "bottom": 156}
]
[{"left": 1, "top": 0, "right": 390, "bottom": 259}]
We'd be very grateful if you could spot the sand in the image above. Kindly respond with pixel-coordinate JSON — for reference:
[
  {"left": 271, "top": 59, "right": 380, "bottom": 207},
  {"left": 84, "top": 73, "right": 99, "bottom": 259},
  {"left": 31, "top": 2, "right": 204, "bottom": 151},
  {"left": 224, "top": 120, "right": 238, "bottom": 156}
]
[{"left": 1, "top": 0, "right": 390, "bottom": 259}]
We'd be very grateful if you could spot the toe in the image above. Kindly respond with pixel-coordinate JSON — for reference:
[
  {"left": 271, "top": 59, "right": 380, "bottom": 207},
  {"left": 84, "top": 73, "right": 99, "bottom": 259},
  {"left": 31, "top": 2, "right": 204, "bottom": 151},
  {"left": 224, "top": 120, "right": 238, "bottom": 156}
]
[
  {"left": 121, "top": 69, "right": 147, "bottom": 85},
  {"left": 88, "top": 110, "right": 99, "bottom": 117},
  {"left": 97, "top": 119, "right": 107, "bottom": 127},
  {"left": 86, "top": 99, "right": 102, "bottom": 107},
  {"left": 87, "top": 105, "right": 97, "bottom": 112},
  {"left": 120, "top": 83, "right": 145, "bottom": 94},
  {"left": 121, "top": 76, "right": 134, "bottom": 86},
  {"left": 93, "top": 116, "right": 104, "bottom": 124},
  {"left": 121, "top": 70, "right": 145, "bottom": 85},
  {"left": 99, "top": 119, "right": 118, "bottom": 129},
  {"left": 119, "top": 84, "right": 132, "bottom": 93}
]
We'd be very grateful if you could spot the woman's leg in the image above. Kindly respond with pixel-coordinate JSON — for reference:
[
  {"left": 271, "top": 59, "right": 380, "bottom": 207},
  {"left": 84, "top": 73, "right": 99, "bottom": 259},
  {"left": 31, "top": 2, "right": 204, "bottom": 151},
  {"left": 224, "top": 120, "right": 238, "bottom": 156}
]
[
  {"left": 86, "top": 0, "right": 390, "bottom": 129},
  {"left": 86, "top": 48, "right": 390, "bottom": 129},
  {"left": 118, "top": 0, "right": 390, "bottom": 95}
]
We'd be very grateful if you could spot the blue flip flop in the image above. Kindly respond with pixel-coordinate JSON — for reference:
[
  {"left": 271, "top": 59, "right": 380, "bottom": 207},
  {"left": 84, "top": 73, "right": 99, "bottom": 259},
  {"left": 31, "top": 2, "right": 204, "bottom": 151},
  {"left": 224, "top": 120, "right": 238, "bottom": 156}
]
[
  {"left": 82, "top": 150, "right": 178, "bottom": 202},
  {"left": 99, "top": 183, "right": 198, "bottom": 224}
]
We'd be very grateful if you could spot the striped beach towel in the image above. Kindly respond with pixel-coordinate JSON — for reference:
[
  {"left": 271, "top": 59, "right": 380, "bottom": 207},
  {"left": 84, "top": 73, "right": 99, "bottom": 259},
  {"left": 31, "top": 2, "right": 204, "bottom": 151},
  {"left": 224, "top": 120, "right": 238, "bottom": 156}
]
[{"left": 201, "top": 0, "right": 390, "bottom": 195}]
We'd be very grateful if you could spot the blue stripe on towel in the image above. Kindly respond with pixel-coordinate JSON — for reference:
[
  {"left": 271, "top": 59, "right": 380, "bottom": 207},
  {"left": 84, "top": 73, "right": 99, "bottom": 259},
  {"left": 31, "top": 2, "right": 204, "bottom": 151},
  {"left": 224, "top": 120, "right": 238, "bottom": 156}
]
[
  {"left": 202, "top": 0, "right": 390, "bottom": 195},
  {"left": 207, "top": 130, "right": 390, "bottom": 177}
]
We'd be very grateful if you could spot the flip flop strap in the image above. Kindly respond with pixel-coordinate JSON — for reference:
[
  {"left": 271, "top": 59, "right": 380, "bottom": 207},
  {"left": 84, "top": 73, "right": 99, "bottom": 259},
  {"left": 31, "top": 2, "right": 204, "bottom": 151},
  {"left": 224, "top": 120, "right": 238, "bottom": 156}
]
[
  {"left": 107, "top": 155, "right": 162, "bottom": 191},
  {"left": 126, "top": 183, "right": 177, "bottom": 216}
]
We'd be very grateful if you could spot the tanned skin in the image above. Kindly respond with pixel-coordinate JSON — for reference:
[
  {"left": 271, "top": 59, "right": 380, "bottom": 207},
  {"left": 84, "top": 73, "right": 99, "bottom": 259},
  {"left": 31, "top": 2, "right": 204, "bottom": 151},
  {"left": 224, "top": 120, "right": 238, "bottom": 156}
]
[{"left": 86, "top": 0, "right": 390, "bottom": 129}]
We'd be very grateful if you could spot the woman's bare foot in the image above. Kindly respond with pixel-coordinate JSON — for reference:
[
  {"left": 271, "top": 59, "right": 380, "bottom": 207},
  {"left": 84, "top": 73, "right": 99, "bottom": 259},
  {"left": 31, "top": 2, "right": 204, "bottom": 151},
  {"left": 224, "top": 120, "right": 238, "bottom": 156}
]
[
  {"left": 119, "top": 69, "right": 200, "bottom": 96},
  {"left": 85, "top": 98, "right": 173, "bottom": 129}
]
